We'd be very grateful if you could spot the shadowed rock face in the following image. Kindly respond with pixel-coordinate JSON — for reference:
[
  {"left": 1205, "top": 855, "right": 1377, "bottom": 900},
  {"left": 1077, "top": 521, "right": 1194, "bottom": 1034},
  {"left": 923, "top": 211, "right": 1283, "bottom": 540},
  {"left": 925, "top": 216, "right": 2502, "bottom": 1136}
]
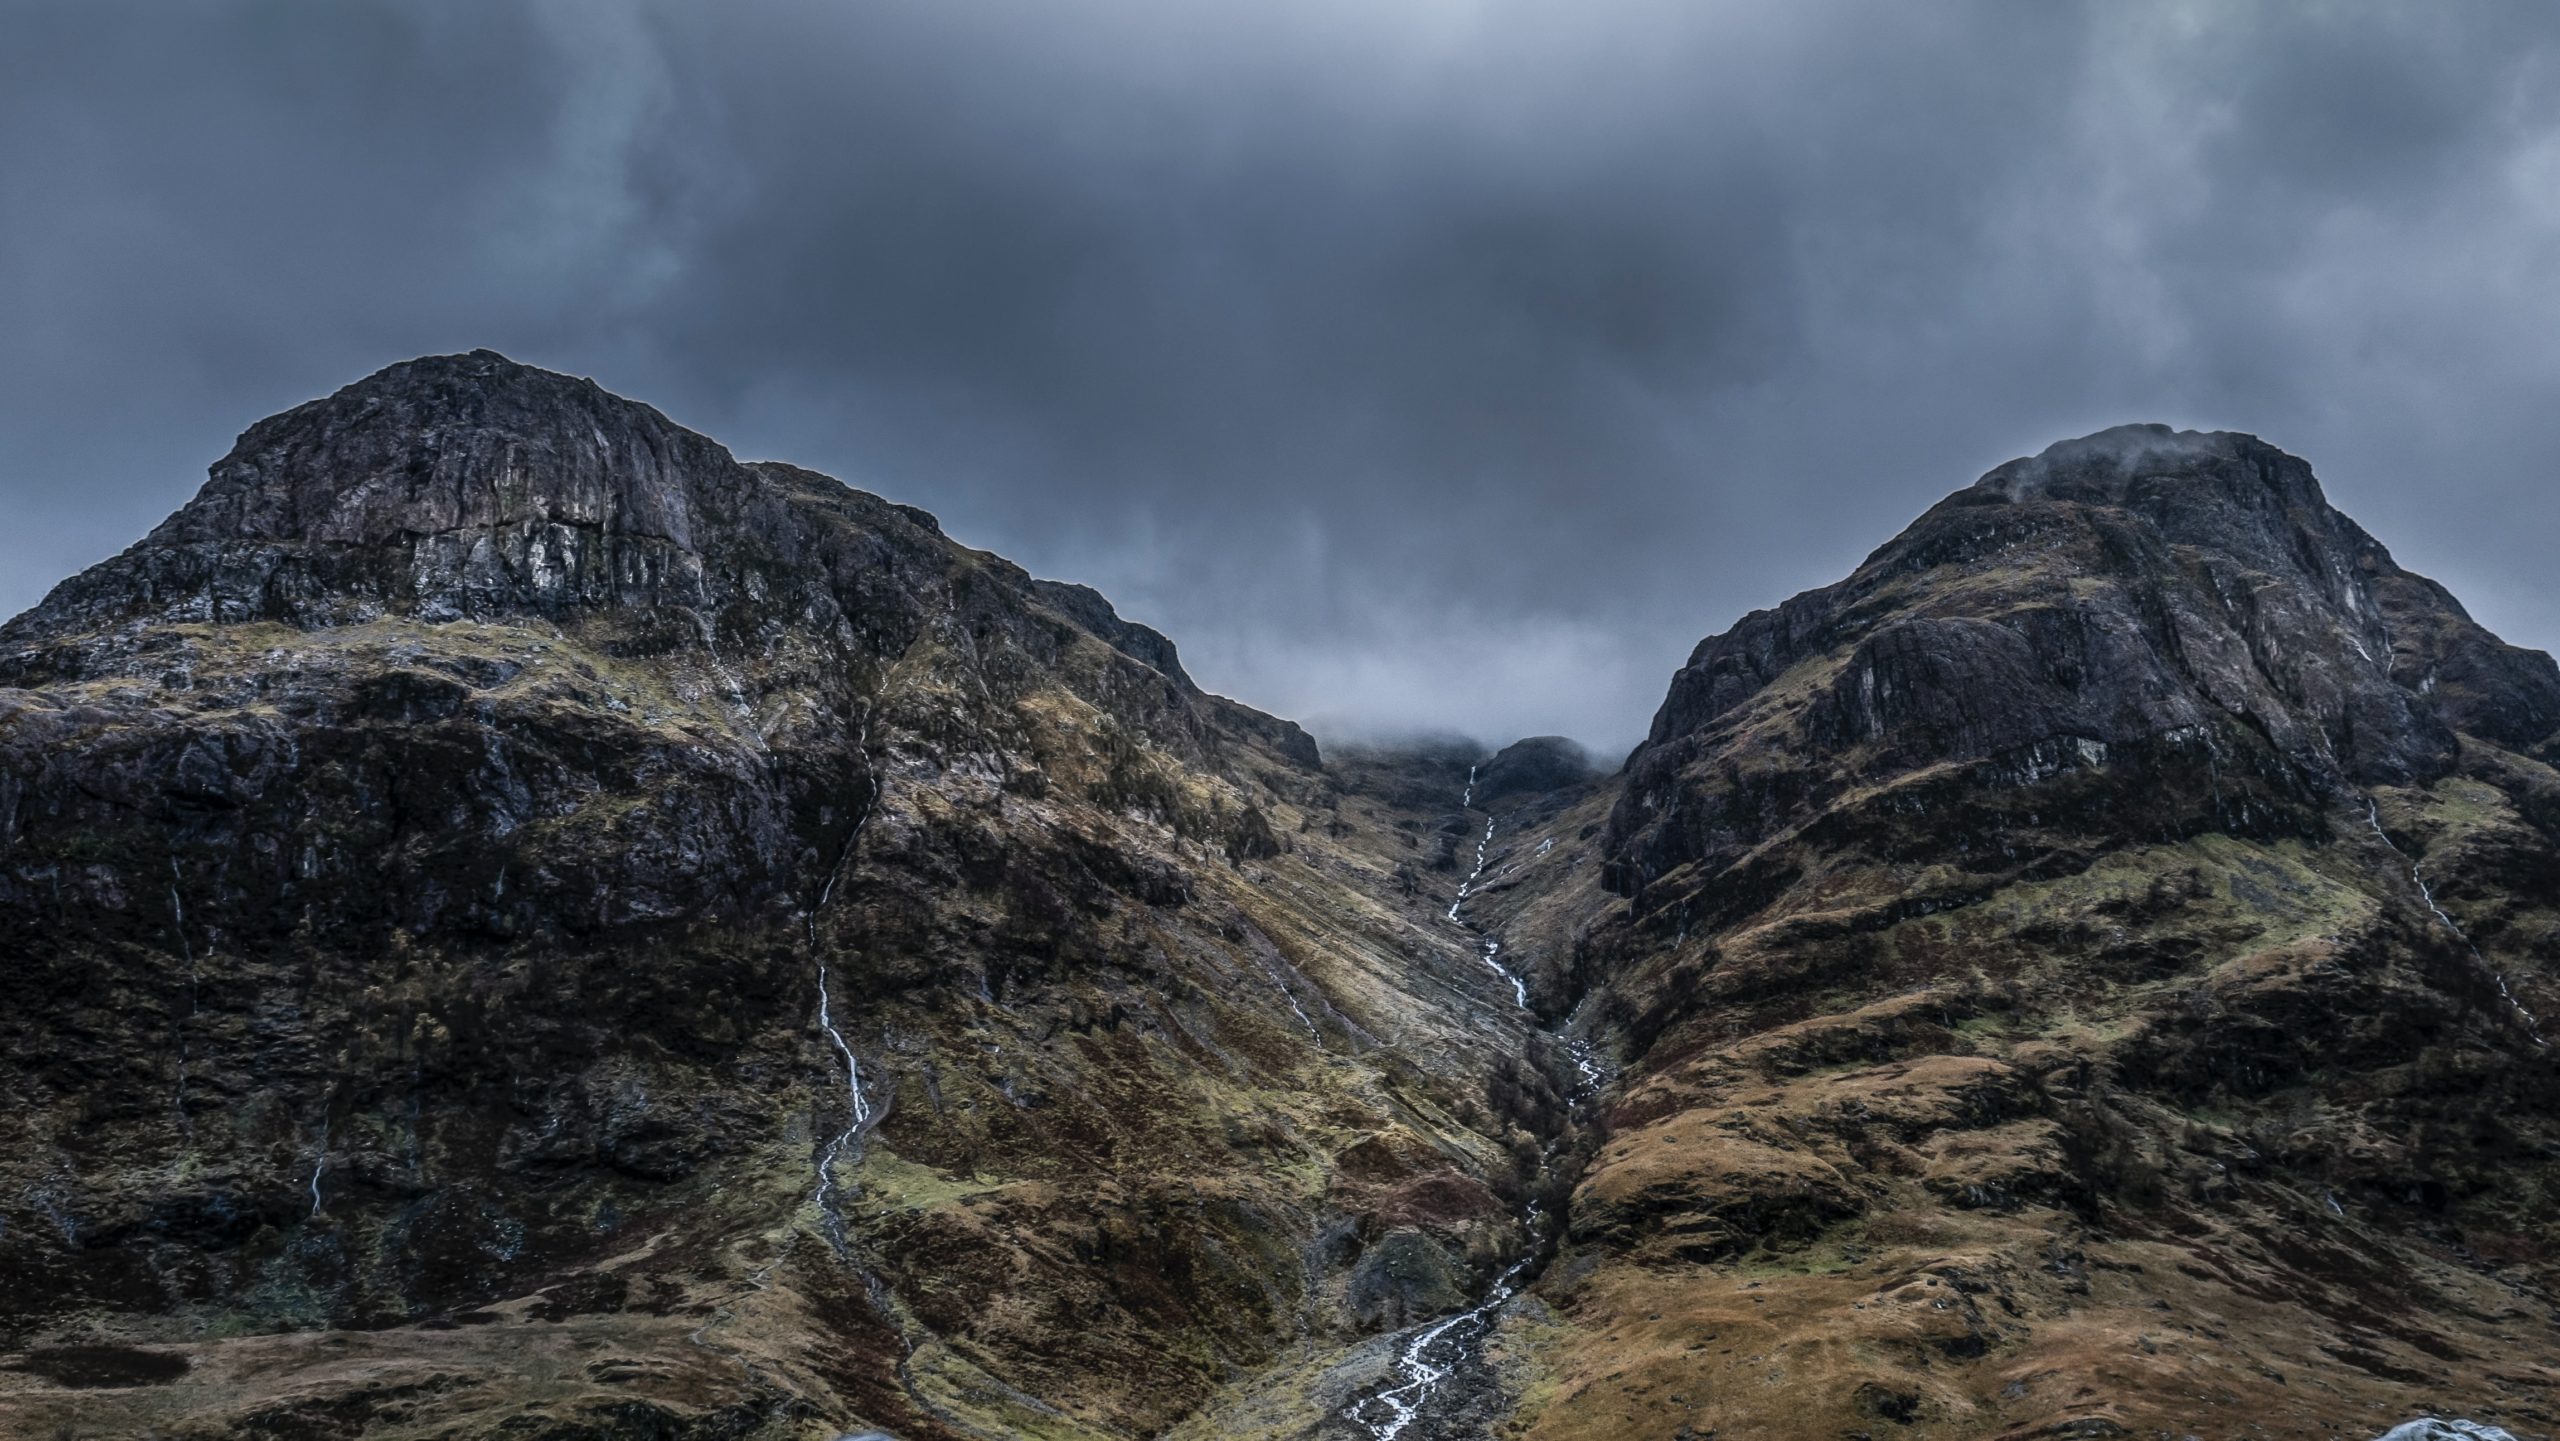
[{"left": 5, "top": 380, "right": 2558, "bottom": 1441}]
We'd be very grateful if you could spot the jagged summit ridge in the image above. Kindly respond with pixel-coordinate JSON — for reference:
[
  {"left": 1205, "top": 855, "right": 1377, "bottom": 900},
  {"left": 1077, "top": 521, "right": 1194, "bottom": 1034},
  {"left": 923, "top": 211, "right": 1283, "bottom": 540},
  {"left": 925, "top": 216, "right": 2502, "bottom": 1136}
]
[
  {"left": 0, "top": 351, "right": 1225, "bottom": 704},
  {"left": 15, "top": 350, "right": 745, "bottom": 628},
  {"left": 1963, "top": 423, "right": 2387, "bottom": 616},
  {"left": 1972, "top": 422, "right": 2276, "bottom": 502},
  {"left": 1611, "top": 423, "right": 2560, "bottom": 900},
  {"left": 1963, "top": 424, "right": 2560, "bottom": 751},
  {"left": 173, "top": 349, "right": 729, "bottom": 548}
]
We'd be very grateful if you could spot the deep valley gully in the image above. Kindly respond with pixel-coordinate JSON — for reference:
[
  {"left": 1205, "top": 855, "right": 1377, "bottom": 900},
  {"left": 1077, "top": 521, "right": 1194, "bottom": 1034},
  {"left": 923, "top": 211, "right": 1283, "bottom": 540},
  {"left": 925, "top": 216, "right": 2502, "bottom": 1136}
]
[{"left": 1345, "top": 766, "right": 1602, "bottom": 1441}]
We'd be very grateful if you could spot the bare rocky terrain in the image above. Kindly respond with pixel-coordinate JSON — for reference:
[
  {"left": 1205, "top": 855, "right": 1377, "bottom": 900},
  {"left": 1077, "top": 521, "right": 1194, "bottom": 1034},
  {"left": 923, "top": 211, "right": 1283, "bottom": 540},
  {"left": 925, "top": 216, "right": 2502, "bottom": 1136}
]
[{"left": 2, "top": 359, "right": 2553, "bottom": 1440}]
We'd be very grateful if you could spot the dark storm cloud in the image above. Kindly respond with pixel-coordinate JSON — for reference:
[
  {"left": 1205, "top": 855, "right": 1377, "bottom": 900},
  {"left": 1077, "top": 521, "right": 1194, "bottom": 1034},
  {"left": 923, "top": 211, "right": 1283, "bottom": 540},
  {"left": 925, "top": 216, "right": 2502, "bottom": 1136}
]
[{"left": 7, "top": 1, "right": 2560, "bottom": 750}]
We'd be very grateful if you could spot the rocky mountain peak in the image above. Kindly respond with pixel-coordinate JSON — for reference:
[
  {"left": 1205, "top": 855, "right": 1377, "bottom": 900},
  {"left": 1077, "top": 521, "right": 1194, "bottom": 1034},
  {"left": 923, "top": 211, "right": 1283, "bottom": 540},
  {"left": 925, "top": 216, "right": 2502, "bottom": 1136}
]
[
  {"left": 6, "top": 350, "right": 807, "bottom": 637},
  {"left": 1612, "top": 424, "right": 2560, "bottom": 903},
  {"left": 1970, "top": 422, "right": 2287, "bottom": 505},
  {"left": 1569, "top": 421, "right": 2560, "bottom": 1441},
  {"left": 159, "top": 349, "right": 737, "bottom": 556},
  {"left": 1952, "top": 423, "right": 2382, "bottom": 605},
  {"left": 0, "top": 354, "right": 1490, "bottom": 1440}
]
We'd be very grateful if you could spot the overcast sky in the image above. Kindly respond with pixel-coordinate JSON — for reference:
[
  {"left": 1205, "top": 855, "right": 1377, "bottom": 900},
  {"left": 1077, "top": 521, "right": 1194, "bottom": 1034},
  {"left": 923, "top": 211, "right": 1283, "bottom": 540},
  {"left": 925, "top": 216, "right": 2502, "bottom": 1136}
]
[{"left": 7, "top": 2, "right": 2559, "bottom": 752}]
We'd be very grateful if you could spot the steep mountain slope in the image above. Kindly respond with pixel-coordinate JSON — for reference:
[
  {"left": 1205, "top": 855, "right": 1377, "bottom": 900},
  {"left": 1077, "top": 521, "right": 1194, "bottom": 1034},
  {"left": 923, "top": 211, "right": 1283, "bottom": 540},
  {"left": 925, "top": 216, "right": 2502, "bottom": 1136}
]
[
  {"left": 1519, "top": 427, "right": 2560, "bottom": 1441},
  {"left": 6, "top": 369, "right": 2555, "bottom": 1441},
  {"left": 1175, "top": 736, "right": 1619, "bottom": 1440},
  {"left": 0, "top": 353, "right": 1578, "bottom": 1439}
]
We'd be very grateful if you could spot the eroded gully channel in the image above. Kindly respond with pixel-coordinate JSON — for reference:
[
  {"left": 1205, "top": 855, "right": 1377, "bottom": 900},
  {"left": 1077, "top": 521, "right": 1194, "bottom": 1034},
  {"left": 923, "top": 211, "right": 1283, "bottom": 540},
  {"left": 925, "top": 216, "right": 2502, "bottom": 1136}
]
[{"left": 1343, "top": 765, "right": 1606, "bottom": 1441}]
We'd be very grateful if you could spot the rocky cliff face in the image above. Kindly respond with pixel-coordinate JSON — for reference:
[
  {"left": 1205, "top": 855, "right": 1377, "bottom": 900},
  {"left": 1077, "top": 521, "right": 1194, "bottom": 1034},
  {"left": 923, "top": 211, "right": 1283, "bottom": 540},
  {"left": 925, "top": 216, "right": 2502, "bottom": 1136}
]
[
  {"left": 3, "top": 378, "right": 2554, "bottom": 1441},
  {"left": 0, "top": 353, "right": 1585, "bottom": 1439}
]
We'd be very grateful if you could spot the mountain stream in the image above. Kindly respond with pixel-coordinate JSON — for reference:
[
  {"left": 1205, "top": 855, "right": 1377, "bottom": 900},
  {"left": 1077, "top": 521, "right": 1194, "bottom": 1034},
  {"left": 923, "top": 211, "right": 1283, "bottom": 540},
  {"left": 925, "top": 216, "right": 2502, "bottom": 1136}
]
[{"left": 1342, "top": 766, "right": 1595, "bottom": 1439}]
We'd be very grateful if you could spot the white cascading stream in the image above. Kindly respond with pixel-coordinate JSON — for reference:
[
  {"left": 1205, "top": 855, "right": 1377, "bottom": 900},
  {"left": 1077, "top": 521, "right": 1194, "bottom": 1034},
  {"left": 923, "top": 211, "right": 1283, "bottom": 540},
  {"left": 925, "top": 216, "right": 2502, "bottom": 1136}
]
[
  {"left": 691, "top": 608, "right": 762, "bottom": 736},
  {"left": 309, "top": 1126, "right": 327, "bottom": 1217},
  {"left": 2365, "top": 800, "right": 2545, "bottom": 1045},
  {"left": 1344, "top": 1259, "right": 1531, "bottom": 1440},
  {"left": 1445, "top": 771, "right": 1530, "bottom": 1011},
  {"left": 694, "top": 606, "right": 881, "bottom": 1224},
  {"left": 168, "top": 857, "right": 198, "bottom": 1134},
  {"left": 1344, "top": 764, "right": 1599, "bottom": 1437},
  {"left": 809, "top": 716, "right": 882, "bottom": 1235}
]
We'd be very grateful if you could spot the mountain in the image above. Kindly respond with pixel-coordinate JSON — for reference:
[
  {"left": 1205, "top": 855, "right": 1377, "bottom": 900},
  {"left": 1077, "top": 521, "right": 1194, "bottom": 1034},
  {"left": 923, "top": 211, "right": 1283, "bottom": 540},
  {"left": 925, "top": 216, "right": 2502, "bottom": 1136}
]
[
  {"left": 0, "top": 365, "right": 2552, "bottom": 1441},
  {"left": 0, "top": 353, "right": 1597, "bottom": 1439},
  {"left": 1558, "top": 426, "right": 2560, "bottom": 1441}
]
